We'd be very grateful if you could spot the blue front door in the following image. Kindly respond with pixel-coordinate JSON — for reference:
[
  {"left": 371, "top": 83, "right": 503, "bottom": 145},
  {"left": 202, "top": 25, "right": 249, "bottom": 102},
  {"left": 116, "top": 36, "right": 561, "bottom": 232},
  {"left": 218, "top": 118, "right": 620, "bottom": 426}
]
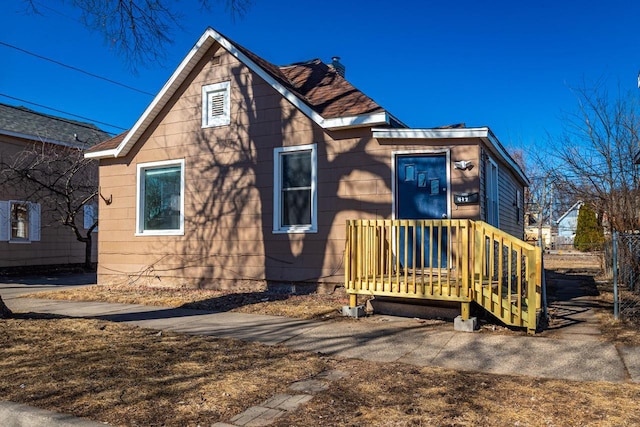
[{"left": 396, "top": 154, "right": 448, "bottom": 268}]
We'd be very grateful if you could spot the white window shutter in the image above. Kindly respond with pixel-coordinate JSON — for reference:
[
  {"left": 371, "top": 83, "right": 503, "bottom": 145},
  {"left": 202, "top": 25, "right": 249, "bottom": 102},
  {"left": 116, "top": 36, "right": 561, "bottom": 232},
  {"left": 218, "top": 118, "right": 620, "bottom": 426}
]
[
  {"left": 29, "top": 202, "right": 41, "bottom": 242},
  {"left": 0, "top": 201, "right": 9, "bottom": 241}
]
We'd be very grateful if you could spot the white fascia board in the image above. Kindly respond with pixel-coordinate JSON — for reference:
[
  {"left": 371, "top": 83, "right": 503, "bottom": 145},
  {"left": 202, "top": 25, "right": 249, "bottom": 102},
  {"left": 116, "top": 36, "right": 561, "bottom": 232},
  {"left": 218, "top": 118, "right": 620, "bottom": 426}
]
[
  {"left": 323, "top": 112, "right": 390, "bottom": 129},
  {"left": 0, "top": 129, "right": 87, "bottom": 149},
  {"left": 84, "top": 148, "right": 119, "bottom": 159},
  {"left": 86, "top": 29, "right": 217, "bottom": 160},
  {"left": 209, "top": 30, "right": 328, "bottom": 127},
  {"left": 484, "top": 129, "right": 529, "bottom": 185},
  {"left": 556, "top": 200, "right": 583, "bottom": 223},
  {"left": 89, "top": 27, "right": 392, "bottom": 159},
  {"left": 372, "top": 127, "right": 490, "bottom": 140},
  {"left": 373, "top": 126, "right": 529, "bottom": 185},
  {"left": 112, "top": 31, "right": 216, "bottom": 158}
]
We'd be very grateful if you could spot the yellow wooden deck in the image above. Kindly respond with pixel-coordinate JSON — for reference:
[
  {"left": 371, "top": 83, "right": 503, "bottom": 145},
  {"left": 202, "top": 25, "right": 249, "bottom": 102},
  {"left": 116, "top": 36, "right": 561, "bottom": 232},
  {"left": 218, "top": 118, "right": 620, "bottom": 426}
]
[{"left": 345, "top": 219, "right": 542, "bottom": 334}]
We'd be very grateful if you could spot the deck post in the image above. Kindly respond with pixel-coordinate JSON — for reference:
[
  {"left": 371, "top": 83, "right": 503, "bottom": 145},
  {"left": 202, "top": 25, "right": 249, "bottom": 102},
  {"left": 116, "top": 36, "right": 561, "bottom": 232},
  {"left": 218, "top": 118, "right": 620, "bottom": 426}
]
[
  {"left": 350, "top": 294, "right": 357, "bottom": 308},
  {"left": 527, "top": 247, "right": 541, "bottom": 334},
  {"left": 461, "top": 302, "right": 470, "bottom": 320}
]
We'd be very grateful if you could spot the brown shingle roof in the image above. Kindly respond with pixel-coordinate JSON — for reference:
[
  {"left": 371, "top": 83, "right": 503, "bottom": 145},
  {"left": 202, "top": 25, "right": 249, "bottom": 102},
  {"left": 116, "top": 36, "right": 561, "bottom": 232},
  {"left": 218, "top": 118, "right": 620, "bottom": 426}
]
[
  {"left": 280, "top": 59, "right": 383, "bottom": 118},
  {"left": 85, "top": 131, "right": 126, "bottom": 153},
  {"left": 226, "top": 37, "right": 384, "bottom": 118},
  {"left": 87, "top": 30, "right": 392, "bottom": 157}
]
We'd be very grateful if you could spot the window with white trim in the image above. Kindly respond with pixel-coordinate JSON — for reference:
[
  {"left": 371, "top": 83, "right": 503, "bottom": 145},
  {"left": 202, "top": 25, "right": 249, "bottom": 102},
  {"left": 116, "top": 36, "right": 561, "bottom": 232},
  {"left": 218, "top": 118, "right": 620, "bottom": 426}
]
[
  {"left": 0, "top": 200, "right": 41, "bottom": 243},
  {"left": 202, "top": 81, "right": 231, "bottom": 128},
  {"left": 273, "top": 144, "right": 317, "bottom": 233},
  {"left": 136, "top": 159, "right": 185, "bottom": 236}
]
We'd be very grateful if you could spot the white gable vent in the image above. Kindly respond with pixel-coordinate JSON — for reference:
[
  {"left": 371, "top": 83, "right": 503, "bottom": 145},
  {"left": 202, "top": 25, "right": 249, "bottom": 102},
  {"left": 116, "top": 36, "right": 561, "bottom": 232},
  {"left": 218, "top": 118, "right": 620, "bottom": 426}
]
[{"left": 202, "top": 81, "right": 230, "bottom": 128}]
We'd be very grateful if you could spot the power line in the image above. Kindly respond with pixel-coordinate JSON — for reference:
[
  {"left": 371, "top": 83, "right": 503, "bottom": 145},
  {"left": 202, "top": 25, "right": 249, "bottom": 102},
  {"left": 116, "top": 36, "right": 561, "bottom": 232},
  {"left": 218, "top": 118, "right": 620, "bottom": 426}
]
[
  {"left": 30, "top": 0, "right": 84, "bottom": 25},
  {"left": 0, "top": 93, "right": 127, "bottom": 132},
  {"left": 0, "top": 40, "right": 154, "bottom": 96}
]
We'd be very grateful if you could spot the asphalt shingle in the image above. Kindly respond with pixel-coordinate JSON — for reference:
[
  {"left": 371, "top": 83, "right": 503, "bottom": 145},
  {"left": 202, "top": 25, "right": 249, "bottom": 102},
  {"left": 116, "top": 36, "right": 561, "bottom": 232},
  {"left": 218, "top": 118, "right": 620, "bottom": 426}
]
[{"left": 0, "top": 103, "right": 111, "bottom": 147}]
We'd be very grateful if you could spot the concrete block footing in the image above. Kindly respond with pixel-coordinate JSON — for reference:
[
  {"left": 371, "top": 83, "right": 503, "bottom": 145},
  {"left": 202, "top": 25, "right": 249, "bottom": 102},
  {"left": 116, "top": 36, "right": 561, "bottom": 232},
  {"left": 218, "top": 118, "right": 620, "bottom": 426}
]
[
  {"left": 454, "top": 315, "right": 478, "bottom": 332},
  {"left": 342, "top": 305, "right": 366, "bottom": 318}
]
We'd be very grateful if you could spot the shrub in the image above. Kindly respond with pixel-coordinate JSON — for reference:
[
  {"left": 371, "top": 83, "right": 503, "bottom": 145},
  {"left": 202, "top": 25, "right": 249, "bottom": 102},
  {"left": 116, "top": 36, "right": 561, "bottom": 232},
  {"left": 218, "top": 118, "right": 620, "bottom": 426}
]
[{"left": 574, "top": 204, "right": 605, "bottom": 251}]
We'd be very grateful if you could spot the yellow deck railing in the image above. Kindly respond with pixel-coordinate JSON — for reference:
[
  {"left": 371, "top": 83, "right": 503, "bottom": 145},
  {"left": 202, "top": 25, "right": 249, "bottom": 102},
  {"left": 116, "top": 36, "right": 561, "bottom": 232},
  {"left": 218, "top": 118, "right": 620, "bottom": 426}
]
[{"left": 345, "top": 219, "right": 542, "bottom": 334}]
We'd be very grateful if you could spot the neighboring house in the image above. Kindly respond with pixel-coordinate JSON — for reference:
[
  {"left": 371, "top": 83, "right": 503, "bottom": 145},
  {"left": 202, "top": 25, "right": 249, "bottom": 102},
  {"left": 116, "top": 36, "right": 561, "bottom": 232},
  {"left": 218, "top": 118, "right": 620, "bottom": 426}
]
[
  {"left": 556, "top": 201, "right": 583, "bottom": 248},
  {"left": 525, "top": 224, "right": 553, "bottom": 249},
  {"left": 0, "top": 102, "right": 108, "bottom": 269},
  {"left": 86, "top": 27, "right": 528, "bottom": 290}
]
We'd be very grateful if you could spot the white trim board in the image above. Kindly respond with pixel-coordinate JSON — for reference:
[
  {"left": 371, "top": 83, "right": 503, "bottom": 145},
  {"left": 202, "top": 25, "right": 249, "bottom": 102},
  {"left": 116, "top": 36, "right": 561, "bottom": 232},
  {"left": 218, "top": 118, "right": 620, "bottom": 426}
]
[{"left": 373, "top": 127, "right": 528, "bottom": 186}]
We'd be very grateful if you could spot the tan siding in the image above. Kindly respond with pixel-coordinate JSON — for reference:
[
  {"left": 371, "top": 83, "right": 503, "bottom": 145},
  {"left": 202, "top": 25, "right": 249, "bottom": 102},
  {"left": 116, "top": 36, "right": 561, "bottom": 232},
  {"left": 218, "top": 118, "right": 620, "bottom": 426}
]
[
  {"left": 95, "top": 43, "right": 524, "bottom": 289},
  {"left": 0, "top": 135, "right": 98, "bottom": 268}
]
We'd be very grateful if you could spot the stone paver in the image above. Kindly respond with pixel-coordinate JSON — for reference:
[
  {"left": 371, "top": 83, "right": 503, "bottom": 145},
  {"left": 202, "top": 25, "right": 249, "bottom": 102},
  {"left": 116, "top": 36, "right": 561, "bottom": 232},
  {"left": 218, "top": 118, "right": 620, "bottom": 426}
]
[
  {"left": 288, "top": 379, "right": 329, "bottom": 394},
  {"left": 262, "top": 394, "right": 313, "bottom": 411},
  {"left": 230, "top": 406, "right": 284, "bottom": 427},
  {"left": 314, "top": 369, "right": 349, "bottom": 381}
]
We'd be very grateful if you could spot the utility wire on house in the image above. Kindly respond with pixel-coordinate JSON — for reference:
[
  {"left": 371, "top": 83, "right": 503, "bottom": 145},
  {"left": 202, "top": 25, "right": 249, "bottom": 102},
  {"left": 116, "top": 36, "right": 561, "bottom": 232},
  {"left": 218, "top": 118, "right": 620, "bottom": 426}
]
[
  {"left": 0, "top": 93, "right": 127, "bottom": 132},
  {"left": 0, "top": 41, "right": 154, "bottom": 96}
]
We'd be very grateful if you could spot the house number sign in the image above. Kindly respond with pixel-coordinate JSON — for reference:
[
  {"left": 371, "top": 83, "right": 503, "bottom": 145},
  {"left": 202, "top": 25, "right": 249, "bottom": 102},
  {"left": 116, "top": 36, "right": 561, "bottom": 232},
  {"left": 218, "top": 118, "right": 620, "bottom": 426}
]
[{"left": 454, "top": 192, "right": 479, "bottom": 205}]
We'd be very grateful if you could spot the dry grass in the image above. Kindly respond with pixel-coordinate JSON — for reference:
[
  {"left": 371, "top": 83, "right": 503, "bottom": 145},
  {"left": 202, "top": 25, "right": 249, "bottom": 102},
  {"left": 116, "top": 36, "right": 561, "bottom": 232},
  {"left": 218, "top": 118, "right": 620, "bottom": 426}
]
[
  {"left": 0, "top": 316, "right": 326, "bottom": 426},
  {"left": 6, "top": 253, "right": 640, "bottom": 425},
  {"left": 543, "top": 252, "right": 604, "bottom": 271},
  {"left": 2, "top": 316, "right": 640, "bottom": 426},
  {"left": 594, "top": 284, "right": 640, "bottom": 346},
  {"left": 20, "top": 283, "right": 352, "bottom": 320}
]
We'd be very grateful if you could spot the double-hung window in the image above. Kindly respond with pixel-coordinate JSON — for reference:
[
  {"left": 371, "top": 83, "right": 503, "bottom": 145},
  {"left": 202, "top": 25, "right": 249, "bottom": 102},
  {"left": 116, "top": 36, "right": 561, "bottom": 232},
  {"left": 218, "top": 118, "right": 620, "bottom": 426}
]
[
  {"left": 202, "top": 81, "right": 231, "bottom": 128},
  {"left": 273, "top": 144, "right": 317, "bottom": 233},
  {"left": 11, "top": 202, "right": 29, "bottom": 240},
  {"left": 0, "top": 200, "right": 41, "bottom": 243},
  {"left": 136, "top": 159, "right": 185, "bottom": 236}
]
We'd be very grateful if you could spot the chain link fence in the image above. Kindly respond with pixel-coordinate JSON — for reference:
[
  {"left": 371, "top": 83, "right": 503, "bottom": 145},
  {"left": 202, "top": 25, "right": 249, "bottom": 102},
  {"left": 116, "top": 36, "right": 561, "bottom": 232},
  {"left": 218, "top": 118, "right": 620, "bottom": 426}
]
[{"left": 610, "top": 232, "right": 640, "bottom": 324}]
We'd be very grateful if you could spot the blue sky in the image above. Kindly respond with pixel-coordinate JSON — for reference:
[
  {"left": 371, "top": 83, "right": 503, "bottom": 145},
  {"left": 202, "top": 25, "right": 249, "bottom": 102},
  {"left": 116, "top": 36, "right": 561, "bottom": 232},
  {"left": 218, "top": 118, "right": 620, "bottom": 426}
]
[{"left": 2, "top": 0, "right": 640, "bottom": 159}]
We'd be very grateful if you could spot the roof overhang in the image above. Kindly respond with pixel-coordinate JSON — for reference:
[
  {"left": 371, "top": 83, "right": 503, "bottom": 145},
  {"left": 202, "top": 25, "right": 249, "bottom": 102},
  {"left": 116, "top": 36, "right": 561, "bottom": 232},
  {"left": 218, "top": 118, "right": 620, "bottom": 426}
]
[
  {"left": 372, "top": 126, "right": 529, "bottom": 185},
  {"left": 323, "top": 112, "right": 391, "bottom": 130},
  {"left": 556, "top": 200, "right": 583, "bottom": 223},
  {"left": 86, "top": 27, "right": 393, "bottom": 160}
]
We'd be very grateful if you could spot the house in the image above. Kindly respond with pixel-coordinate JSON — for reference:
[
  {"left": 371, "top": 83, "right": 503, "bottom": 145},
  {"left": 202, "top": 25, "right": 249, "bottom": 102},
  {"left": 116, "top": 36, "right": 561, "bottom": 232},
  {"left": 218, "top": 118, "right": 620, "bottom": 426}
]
[
  {"left": 556, "top": 201, "right": 583, "bottom": 248},
  {"left": 86, "top": 27, "right": 540, "bottom": 331},
  {"left": 0, "top": 102, "right": 108, "bottom": 270},
  {"left": 525, "top": 224, "right": 553, "bottom": 249}
]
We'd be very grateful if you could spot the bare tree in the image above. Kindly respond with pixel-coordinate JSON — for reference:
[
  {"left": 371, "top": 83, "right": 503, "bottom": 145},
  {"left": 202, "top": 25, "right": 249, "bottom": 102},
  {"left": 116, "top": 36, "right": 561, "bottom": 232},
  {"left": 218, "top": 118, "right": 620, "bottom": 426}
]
[
  {"left": 25, "top": 0, "right": 252, "bottom": 68},
  {"left": 0, "top": 295, "right": 11, "bottom": 319},
  {"left": 0, "top": 142, "right": 98, "bottom": 268},
  {"left": 511, "top": 148, "right": 567, "bottom": 227},
  {"left": 547, "top": 81, "right": 640, "bottom": 232}
]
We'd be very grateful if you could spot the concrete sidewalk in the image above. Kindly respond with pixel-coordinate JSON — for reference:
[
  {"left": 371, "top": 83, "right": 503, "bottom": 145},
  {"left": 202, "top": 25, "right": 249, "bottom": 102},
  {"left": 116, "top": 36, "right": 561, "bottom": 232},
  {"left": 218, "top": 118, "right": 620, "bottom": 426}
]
[
  {"left": 2, "top": 274, "right": 640, "bottom": 426},
  {"left": 4, "top": 292, "right": 640, "bottom": 384}
]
